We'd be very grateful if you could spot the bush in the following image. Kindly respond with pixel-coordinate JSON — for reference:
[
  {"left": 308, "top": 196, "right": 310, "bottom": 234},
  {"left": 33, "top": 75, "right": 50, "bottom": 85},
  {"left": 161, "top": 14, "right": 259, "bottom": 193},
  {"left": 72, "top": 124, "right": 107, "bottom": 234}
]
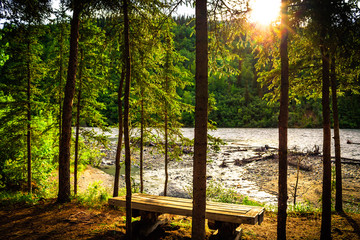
[{"left": 76, "top": 181, "right": 110, "bottom": 208}]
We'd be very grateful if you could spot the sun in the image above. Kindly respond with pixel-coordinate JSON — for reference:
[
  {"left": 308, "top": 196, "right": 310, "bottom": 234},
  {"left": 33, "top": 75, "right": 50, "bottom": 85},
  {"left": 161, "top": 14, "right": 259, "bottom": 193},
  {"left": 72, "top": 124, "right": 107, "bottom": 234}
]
[{"left": 249, "top": 0, "right": 281, "bottom": 26}]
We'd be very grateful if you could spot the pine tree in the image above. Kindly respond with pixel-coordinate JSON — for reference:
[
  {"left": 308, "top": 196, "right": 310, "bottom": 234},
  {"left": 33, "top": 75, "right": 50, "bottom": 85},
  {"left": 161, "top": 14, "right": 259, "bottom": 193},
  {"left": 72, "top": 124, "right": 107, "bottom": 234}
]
[
  {"left": 192, "top": 0, "right": 208, "bottom": 238},
  {"left": 277, "top": 0, "right": 289, "bottom": 239}
]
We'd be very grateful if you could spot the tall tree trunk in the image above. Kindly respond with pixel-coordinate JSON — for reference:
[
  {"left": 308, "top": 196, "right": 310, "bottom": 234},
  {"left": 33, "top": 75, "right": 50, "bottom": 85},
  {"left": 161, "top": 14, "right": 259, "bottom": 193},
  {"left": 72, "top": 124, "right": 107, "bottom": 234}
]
[
  {"left": 277, "top": 0, "right": 289, "bottom": 239},
  {"left": 58, "top": 2, "right": 81, "bottom": 203},
  {"left": 164, "top": 98, "right": 168, "bottom": 196},
  {"left": 26, "top": 39, "right": 32, "bottom": 194},
  {"left": 123, "top": 0, "right": 132, "bottom": 237},
  {"left": 320, "top": 44, "right": 332, "bottom": 240},
  {"left": 74, "top": 49, "right": 83, "bottom": 196},
  {"left": 164, "top": 47, "right": 170, "bottom": 196},
  {"left": 59, "top": 22, "right": 64, "bottom": 161},
  {"left": 192, "top": 0, "right": 208, "bottom": 239},
  {"left": 331, "top": 55, "right": 342, "bottom": 212},
  {"left": 113, "top": 65, "right": 125, "bottom": 197},
  {"left": 140, "top": 89, "right": 144, "bottom": 193}
]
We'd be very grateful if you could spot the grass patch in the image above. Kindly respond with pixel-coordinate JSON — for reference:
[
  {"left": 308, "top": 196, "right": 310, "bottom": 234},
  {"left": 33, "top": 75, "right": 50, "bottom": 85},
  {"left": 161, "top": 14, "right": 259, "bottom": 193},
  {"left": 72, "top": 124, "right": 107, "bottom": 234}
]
[
  {"left": 76, "top": 181, "right": 110, "bottom": 208},
  {"left": 0, "top": 191, "right": 42, "bottom": 206}
]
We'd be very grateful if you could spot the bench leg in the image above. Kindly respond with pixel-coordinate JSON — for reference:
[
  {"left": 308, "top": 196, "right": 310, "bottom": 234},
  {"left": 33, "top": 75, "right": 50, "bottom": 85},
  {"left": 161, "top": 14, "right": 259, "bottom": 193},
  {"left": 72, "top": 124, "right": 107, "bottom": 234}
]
[
  {"left": 132, "top": 210, "right": 163, "bottom": 239},
  {"left": 208, "top": 220, "right": 242, "bottom": 240}
]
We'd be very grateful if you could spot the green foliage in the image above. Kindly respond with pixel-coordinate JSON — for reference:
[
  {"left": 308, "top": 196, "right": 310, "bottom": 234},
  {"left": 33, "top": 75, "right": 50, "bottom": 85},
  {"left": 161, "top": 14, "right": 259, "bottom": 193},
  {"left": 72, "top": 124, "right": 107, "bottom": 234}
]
[
  {"left": 240, "top": 196, "right": 263, "bottom": 207},
  {"left": 203, "top": 181, "right": 264, "bottom": 206},
  {"left": 169, "top": 217, "right": 192, "bottom": 229},
  {"left": 0, "top": 191, "right": 41, "bottom": 206},
  {"left": 338, "top": 93, "right": 360, "bottom": 128},
  {"left": 286, "top": 201, "right": 322, "bottom": 217},
  {"left": 76, "top": 181, "right": 110, "bottom": 208},
  {"left": 0, "top": 33, "right": 9, "bottom": 66},
  {"left": 207, "top": 134, "right": 226, "bottom": 152},
  {"left": 205, "top": 181, "right": 240, "bottom": 203},
  {"left": 75, "top": 128, "right": 109, "bottom": 168},
  {"left": 75, "top": 18, "right": 109, "bottom": 128},
  {"left": 0, "top": 92, "right": 58, "bottom": 191}
]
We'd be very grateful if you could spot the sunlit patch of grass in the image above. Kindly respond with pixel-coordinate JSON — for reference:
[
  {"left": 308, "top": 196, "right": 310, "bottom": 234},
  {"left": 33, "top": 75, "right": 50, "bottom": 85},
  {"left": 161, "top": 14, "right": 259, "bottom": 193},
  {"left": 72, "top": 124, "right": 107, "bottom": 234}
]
[
  {"left": 76, "top": 181, "right": 110, "bottom": 208},
  {"left": 121, "top": 216, "right": 141, "bottom": 223},
  {"left": 0, "top": 191, "right": 43, "bottom": 206},
  {"left": 169, "top": 217, "right": 192, "bottom": 229},
  {"left": 287, "top": 201, "right": 321, "bottom": 216},
  {"left": 242, "top": 229, "right": 258, "bottom": 239},
  {"left": 239, "top": 195, "right": 264, "bottom": 207},
  {"left": 265, "top": 200, "right": 323, "bottom": 217},
  {"left": 186, "top": 180, "right": 265, "bottom": 207}
]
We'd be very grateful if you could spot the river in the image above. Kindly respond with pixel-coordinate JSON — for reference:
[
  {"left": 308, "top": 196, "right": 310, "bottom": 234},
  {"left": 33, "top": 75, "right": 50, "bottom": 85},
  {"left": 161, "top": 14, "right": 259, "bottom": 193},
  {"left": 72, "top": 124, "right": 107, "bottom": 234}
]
[
  {"left": 96, "top": 128, "right": 360, "bottom": 205},
  {"left": 181, "top": 128, "right": 360, "bottom": 159}
]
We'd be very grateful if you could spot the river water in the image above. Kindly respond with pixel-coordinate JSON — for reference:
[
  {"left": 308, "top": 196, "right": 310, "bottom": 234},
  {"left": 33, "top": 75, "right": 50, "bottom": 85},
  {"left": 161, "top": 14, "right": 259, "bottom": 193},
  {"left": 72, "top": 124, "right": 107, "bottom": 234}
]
[
  {"left": 101, "top": 128, "right": 360, "bottom": 158},
  {"left": 97, "top": 128, "right": 360, "bottom": 205},
  {"left": 181, "top": 128, "right": 360, "bottom": 159}
]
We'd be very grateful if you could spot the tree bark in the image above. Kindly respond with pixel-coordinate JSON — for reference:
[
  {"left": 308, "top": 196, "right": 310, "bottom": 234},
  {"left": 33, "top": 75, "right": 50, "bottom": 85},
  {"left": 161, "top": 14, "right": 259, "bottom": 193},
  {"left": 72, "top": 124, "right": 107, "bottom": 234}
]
[
  {"left": 164, "top": 94, "right": 168, "bottom": 196},
  {"left": 26, "top": 38, "right": 32, "bottom": 194},
  {"left": 277, "top": 0, "right": 289, "bottom": 239},
  {"left": 58, "top": 1, "right": 81, "bottom": 203},
  {"left": 164, "top": 48, "right": 170, "bottom": 196},
  {"left": 331, "top": 55, "right": 343, "bottom": 212},
  {"left": 58, "top": 22, "right": 64, "bottom": 164},
  {"left": 192, "top": 0, "right": 208, "bottom": 239},
  {"left": 113, "top": 65, "right": 125, "bottom": 197},
  {"left": 140, "top": 88, "right": 144, "bottom": 193},
  {"left": 320, "top": 44, "right": 332, "bottom": 240},
  {"left": 123, "top": 0, "right": 132, "bottom": 237},
  {"left": 74, "top": 49, "right": 83, "bottom": 196}
]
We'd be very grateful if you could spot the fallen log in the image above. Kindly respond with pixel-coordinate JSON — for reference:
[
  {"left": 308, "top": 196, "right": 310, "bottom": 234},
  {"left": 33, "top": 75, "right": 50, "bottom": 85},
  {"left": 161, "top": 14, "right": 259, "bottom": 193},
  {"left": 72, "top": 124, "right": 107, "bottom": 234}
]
[
  {"left": 347, "top": 140, "right": 360, "bottom": 145},
  {"left": 318, "top": 155, "right": 360, "bottom": 165},
  {"left": 233, "top": 154, "right": 313, "bottom": 171},
  {"left": 330, "top": 157, "right": 360, "bottom": 165},
  {"left": 233, "top": 154, "right": 275, "bottom": 166}
]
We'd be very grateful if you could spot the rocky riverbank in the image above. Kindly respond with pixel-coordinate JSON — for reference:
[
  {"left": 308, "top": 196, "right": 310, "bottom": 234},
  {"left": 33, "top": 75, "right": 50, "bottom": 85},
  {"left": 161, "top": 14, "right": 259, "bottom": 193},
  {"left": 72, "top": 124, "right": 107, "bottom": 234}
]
[{"left": 86, "top": 140, "right": 360, "bottom": 209}]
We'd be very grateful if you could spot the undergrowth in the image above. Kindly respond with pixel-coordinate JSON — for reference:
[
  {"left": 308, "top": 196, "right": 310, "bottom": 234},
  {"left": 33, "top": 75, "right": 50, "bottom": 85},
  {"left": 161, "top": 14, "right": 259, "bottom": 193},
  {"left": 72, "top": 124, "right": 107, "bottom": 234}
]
[
  {"left": 76, "top": 181, "right": 111, "bottom": 208},
  {"left": 0, "top": 191, "right": 43, "bottom": 206},
  {"left": 185, "top": 180, "right": 264, "bottom": 206}
]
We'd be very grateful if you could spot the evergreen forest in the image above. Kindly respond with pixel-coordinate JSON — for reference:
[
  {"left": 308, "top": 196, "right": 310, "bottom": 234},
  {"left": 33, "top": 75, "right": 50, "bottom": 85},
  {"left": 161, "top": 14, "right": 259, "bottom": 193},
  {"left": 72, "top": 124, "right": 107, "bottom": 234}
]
[{"left": 0, "top": 0, "right": 360, "bottom": 239}]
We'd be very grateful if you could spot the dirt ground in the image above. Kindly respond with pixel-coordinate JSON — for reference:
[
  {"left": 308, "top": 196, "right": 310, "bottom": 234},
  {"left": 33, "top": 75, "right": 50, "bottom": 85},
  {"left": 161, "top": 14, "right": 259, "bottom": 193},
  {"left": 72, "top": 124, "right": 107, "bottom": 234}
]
[
  {"left": 241, "top": 154, "right": 360, "bottom": 211},
  {"left": 1, "top": 199, "right": 360, "bottom": 240}
]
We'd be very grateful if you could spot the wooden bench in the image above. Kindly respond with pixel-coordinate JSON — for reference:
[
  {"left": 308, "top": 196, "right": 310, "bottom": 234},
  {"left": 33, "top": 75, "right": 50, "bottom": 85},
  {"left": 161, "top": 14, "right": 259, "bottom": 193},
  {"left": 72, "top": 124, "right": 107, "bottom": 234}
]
[{"left": 108, "top": 193, "right": 265, "bottom": 239}]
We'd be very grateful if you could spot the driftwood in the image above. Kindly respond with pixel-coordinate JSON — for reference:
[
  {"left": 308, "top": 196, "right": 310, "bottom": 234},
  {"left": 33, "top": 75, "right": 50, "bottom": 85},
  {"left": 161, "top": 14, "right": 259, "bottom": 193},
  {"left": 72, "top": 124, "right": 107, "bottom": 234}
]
[
  {"left": 329, "top": 157, "right": 360, "bottom": 165},
  {"left": 347, "top": 140, "right": 360, "bottom": 145},
  {"left": 233, "top": 154, "right": 275, "bottom": 167},
  {"left": 223, "top": 144, "right": 360, "bottom": 168},
  {"left": 233, "top": 153, "right": 313, "bottom": 171}
]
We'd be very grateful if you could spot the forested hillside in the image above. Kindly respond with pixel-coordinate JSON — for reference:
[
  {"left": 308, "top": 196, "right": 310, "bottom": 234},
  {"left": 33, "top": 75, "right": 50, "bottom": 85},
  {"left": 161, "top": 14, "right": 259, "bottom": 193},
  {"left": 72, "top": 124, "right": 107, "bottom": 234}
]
[
  {"left": 172, "top": 16, "right": 360, "bottom": 128},
  {"left": 99, "top": 15, "right": 360, "bottom": 129},
  {"left": 1, "top": 15, "right": 358, "bottom": 131}
]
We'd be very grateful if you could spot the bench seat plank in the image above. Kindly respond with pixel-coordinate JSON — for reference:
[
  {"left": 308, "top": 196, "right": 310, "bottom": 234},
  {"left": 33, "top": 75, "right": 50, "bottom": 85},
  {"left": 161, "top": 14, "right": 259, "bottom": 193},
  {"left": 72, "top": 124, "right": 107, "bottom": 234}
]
[{"left": 108, "top": 193, "right": 264, "bottom": 225}]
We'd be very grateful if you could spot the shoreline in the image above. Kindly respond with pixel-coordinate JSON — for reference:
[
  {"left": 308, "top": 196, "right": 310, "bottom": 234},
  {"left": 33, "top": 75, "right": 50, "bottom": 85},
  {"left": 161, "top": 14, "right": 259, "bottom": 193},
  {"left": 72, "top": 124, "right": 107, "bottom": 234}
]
[{"left": 80, "top": 140, "right": 360, "bottom": 210}]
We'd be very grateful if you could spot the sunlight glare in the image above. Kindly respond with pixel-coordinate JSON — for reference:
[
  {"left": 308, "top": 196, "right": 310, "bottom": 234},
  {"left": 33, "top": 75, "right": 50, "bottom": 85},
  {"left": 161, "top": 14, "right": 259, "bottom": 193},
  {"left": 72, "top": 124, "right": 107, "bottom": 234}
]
[{"left": 250, "top": 0, "right": 281, "bottom": 26}]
